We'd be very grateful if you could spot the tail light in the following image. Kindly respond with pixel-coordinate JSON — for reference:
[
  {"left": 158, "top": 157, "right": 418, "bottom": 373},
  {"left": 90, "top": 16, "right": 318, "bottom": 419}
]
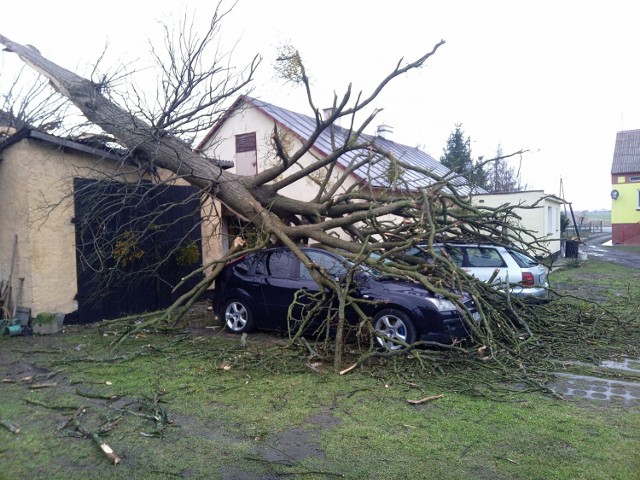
[{"left": 522, "top": 272, "right": 534, "bottom": 287}]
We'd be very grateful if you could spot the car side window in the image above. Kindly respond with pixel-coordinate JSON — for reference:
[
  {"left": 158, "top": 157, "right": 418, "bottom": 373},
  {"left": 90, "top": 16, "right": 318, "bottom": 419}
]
[
  {"left": 300, "top": 251, "right": 347, "bottom": 280},
  {"left": 443, "top": 246, "right": 464, "bottom": 266},
  {"left": 465, "top": 247, "right": 506, "bottom": 268},
  {"left": 255, "top": 251, "right": 296, "bottom": 278},
  {"left": 233, "top": 256, "right": 253, "bottom": 275},
  {"left": 406, "top": 246, "right": 432, "bottom": 262}
]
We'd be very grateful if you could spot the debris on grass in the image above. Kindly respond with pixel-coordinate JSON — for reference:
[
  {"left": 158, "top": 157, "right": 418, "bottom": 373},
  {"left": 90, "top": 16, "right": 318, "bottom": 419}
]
[
  {"left": 0, "top": 419, "right": 20, "bottom": 434},
  {"left": 406, "top": 394, "right": 444, "bottom": 405}
]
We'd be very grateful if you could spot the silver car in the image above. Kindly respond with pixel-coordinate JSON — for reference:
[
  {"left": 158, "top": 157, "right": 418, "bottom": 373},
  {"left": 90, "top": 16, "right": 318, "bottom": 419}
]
[{"left": 406, "top": 243, "right": 549, "bottom": 300}]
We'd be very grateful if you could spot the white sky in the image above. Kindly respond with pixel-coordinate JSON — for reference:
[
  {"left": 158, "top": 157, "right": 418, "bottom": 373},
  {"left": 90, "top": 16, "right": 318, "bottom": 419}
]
[{"left": 2, "top": 0, "right": 640, "bottom": 211}]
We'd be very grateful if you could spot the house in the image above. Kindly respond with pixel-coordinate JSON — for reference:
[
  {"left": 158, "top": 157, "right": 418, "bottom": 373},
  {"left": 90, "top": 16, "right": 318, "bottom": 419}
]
[
  {"left": 196, "top": 95, "right": 479, "bottom": 250},
  {"left": 0, "top": 121, "right": 228, "bottom": 323},
  {"left": 197, "top": 95, "right": 567, "bottom": 259},
  {"left": 610, "top": 129, "right": 640, "bottom": 245},
  {"left": 470, "top": 191, "right": 566, "bottom": 258}
]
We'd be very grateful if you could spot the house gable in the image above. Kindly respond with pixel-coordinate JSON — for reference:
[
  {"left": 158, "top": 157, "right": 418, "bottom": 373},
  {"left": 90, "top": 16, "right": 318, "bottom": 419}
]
[
  {"left": 198, "top": 95, "right": 479, "bottom": 196},
  {"left": 610, "top": 129, "right": 640, "bottom": 244}
]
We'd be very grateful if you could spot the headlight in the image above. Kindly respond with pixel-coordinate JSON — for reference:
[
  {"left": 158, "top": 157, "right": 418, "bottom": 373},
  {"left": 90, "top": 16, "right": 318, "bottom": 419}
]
[{"left": 424, "top": 296, "right": 458, "bottom": 312}]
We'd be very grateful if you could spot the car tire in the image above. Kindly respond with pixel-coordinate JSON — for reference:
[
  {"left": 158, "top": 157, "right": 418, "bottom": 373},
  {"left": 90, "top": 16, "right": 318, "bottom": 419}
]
[
  {"left": 373, "top": 308, "right": 417, "bottom": 350},
  {"left": 222, "top": 299, "right": 255, "bottom": 333}
]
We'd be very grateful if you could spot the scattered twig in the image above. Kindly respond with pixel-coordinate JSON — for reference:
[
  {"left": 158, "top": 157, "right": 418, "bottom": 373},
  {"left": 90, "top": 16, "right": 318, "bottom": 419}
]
[
  {"left": 3, "top": 370, "right": 62, "bottom": 385},
  {"left": 406, "top": 394, "right": 444, "bottom": 405},
  {"left": 75, "top": 388, "right": 120, "bottom": 401},
  {"left": 28, "top": 382, "right": 58, "bottom": 389},
  {"left": 3, "top": 376, "right": 33, "bottom": 383},
  {"left": 58, "top": 406, "right": 88, "bottom": 432},
  {"left": 25, "top": 398, "right": 81, "bottom": 411},
  {"left": 495, "top": 456, "right": 519, "bottom": 465},
  {"left": 70, "top": 418, "right": 121, "bottom": 465},
  {"left": 339, "top": 363, "right": 358, "bottom": 375},
  {"left": 299, "top": 337, "right": 320, "bottom": 359},
  {"left": 0, "top": 419, "right": 20, "bottom": 434}
]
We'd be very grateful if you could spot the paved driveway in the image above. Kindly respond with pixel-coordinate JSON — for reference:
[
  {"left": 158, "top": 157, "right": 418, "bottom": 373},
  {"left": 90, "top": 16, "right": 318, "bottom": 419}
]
[
  {"left": 581, "top": 233, "right": 640, "bottom": 268},
  {"left": 551, "top": 359, "right": 640, "bottom": 407}
]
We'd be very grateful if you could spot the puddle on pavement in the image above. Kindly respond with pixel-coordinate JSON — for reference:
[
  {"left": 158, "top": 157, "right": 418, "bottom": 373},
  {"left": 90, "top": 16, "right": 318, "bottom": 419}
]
[
  {"left": 600, "top": 358, "right": 640, "bottom": 372},
  {"left": 585, "top": 245, "right": 609, "bottom": 257},
  {"left": 551, "top": 358, "right": 640, "bottom": 406}
]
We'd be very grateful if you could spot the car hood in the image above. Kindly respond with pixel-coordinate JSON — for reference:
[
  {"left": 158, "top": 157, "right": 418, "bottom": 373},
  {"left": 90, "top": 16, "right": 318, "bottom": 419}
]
[
  {"left": 373, "top": 279, "right": 436, "bottom": 296},
  {"left": 364, "top": 277, "right": 472, "bottom": 304}
]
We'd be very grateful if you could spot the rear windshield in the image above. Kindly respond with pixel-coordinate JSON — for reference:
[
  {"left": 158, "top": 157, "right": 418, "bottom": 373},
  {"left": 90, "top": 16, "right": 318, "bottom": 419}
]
[
  {"left": 507, "top": 249, "right": 539, "bottom": 268},
  {"left": 406, "top": 245, "right": 464, "bottom": 266}
]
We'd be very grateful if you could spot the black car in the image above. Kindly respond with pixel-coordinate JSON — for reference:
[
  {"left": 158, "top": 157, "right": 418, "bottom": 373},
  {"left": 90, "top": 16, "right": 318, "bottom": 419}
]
[{"left": 212, "top": 247, "right": 478, "bottom": 349}]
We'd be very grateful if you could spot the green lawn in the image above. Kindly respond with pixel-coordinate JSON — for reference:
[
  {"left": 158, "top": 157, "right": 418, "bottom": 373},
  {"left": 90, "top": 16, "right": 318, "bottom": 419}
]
[{"left": 1, "top": 258, "right": 639, "bottom": 479}]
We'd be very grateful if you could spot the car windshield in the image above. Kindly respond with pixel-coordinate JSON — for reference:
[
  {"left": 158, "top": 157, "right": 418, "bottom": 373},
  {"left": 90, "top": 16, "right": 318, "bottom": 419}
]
[
  {"left": 301, "top": 250, "right": 382, "bottom": 280},
  {"left": 351, "top": 253, "right": 384, "bottom": 278}
]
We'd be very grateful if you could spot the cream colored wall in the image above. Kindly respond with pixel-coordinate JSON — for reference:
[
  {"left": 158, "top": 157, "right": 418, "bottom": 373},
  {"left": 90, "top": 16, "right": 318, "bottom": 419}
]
[
  {"left": 0, "top": 139, "right": 144, "bottom": 316},
  {"left": 200, "top": 197, "right": 224, "bottom": 276},
  {"left": 202, "top": 107, "right": 357, "bottom": 204},
  {"left": 471, "top": 191, "right": 563, "bottom": 256},
  {"left": 201, "top": 106, "right": 358, "bottom": 251}
]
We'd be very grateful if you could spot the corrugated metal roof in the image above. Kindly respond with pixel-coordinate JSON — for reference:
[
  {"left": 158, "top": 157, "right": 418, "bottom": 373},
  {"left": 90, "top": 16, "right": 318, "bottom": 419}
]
[
  {"left": 611, "top": 129, "right": 640, "bottom": 174},
  {"left": 243, "top": 96, "right": 479, "bottom": 195}
]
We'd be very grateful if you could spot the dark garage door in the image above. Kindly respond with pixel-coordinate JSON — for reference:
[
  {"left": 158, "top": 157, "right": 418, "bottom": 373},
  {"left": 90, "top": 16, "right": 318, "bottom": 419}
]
[{"left": 73, "top": 178, "right": 203, "bottom": 323}]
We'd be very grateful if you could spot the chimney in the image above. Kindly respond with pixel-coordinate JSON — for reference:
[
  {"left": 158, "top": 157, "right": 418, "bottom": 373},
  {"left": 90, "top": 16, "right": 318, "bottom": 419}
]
[
  {"left": 323, "top": 107, "right": 341, "bottom": 127},
  {"left": 323, "top": 107, "right": 335, "bottom": 121},
  {"left": 376, "top": 124, "right": 393, "bottom": 139}
]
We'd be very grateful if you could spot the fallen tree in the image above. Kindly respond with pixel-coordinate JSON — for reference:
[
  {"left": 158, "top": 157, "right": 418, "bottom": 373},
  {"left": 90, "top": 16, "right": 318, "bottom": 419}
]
[{"left": 0, "top": 16, "right": 549, "bottom": 370}]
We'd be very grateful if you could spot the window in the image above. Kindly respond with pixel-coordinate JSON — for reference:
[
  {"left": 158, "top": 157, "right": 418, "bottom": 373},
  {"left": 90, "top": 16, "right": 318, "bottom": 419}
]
[
  {"left": 547, "top": 206, "right": 553, "bottom": 235},
  {"left": 235, "top": 132, "right": 256, "bottom": 152},
  {"left": 464, "top": 247, "right": 506, "bottom": 268},
  {"left": 630, "top": 176, "right": 640, "bottom": 182},
  {"left": 255, "top": 251, "right": 295, "bottom": 278},
  {"left": 300, "top": 251, "right": 347, "bottom": 280},
  {"left": 443, "top": 246, "right": 464, "bottom": 266},
  {"left": 232, "top": 257, "right": 253, "bottom": 275},
  {"left": 235, "top": 132, "right": 257, "bottom": 176}
]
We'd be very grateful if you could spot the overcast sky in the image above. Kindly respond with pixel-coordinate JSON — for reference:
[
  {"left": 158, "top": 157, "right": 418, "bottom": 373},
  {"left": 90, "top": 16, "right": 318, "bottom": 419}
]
[{"left": 2, "top": 0, "right": 639, "bottom": 211}]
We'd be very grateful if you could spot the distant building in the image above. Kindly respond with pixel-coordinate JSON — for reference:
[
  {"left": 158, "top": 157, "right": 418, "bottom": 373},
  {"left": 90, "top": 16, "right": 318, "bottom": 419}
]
[
  {"left": 471, "top": 191, "right": 566, "bottom": 258},
  {"left": 610, "top": 129, "right": 640, "bottom": 245}
]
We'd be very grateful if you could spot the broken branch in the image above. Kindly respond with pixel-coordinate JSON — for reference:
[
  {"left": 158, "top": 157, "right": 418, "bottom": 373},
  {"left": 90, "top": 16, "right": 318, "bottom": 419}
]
[{"left": 0, "top": 419, "right": 20, "bottom": 434}]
